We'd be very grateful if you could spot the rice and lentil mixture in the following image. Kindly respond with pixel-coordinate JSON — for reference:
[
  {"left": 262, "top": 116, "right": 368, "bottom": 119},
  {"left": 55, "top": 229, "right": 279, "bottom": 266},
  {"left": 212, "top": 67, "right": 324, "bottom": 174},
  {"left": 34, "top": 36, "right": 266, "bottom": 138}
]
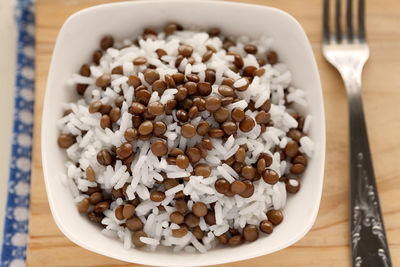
[{"left": 57, "top": 23, "right": 314, "bottom": 252}]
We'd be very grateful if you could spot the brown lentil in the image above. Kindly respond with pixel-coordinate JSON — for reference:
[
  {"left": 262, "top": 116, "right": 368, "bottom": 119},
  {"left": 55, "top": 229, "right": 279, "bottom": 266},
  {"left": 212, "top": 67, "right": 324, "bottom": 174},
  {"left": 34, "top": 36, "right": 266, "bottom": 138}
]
[
  {"left": 92, "top": 50, "right": 102, "bottom": 65},
  {"left": 175, "top": 86, "right": 188, "bottom": 101},
  {"left": 201, "top": 138, "right": 212, "bottom": 150},
  {"left": 80, "top": 64, "right": 91, "bottom": 77},
  {"left": 128, "top": 75, "right": 142, "bottom": 88},
  {"left": 100, "top": 35, "right": 114, "bottom": 50},
  {"left": 150, "top": 191, "right": 166, "bottom": 202},
  {"left": 290, "top": 163, "right": 305, "bottom": 174},
  {"left": 164, "top": 23, "right": 178, "bottom": 34},
  {"left": 205, "top": 96, "right": 222, "bottom": 112},
  {"left": 122, "top": 204, "right": 135, "bottom": 219},
  {"left": 57, "top": 134, "right": 75, "bottom": 148},
  {"left": 96, "top": 73, "right": 111, "bottom": 88},
  {"left": 144, "top": 69, "right": 160, "bottom": 84},
  {"left": 185, "top": 213, "right": 200, "bottom": 228},
  {"left": 194, "top": 163, "right": 212, "bottom": 178},
  {"left": 86, "top": 166, "right": 95, "bottom": 182},
  {"left": 267, "top": 209, "right": 283, "bottom": 225},
  {"left": 184, "top": 81, "right": 197, "bottom": 95},
  {"left": 135, "top": 89, "right": 151, "bottom": 105},
  {"left": 186, "top": 147, "right": 201, "bottom": 164},
  {"left": 257, "top": 158, "right": 267, "bottom": 174},
  {"left": 192, "top": 96, "right": 206, "bottom": 111},
  {"left": 170, "top": 211, "right": 185, "bottom": 224},
  {"left": 89, "top": 192, "right": 103, "bottom": 204},
  {"left": 152, "top": 80, "right": 167, "bottom": 96},
  {"left": 172, "top": 227, "right": 188, "bottom": 238},
  {"left": 150, "top": 140, "right": 168, "bottom": 157},
  {"left": 124, "top": 127, "right": 138, "bottom": 142},
  {"left": 109, "top": 107, "right": 120, "bottom": 123},
  {"left": 243, "top": 66, "right": 257, "bottom": 77},
  {"left": 255, "top": 110, "right": 270, "bottom": 124},
  {"left": 132, "top": 230, "right": 147, "bottom": 247},
  {"left": 147, "top": 101, "right": 165, "bottom": 116},
  {"left": 176, "top": 154, "right": 190, "bottom": 169},
  {"left": 286, "top": 178, "right": 300, "bottom": 193},
  {"left": 89, "top": 101, "right": 102, "bottom": 114},
  {"left": 115, "top": 205, "right": 124, "bottom": 220},
  {"left": 239, "top": 116, "right": 255, "bottom": 132},
  {"left": 205, "top": 69, "right": 216, "bottom": 84},
  {"left": 218, "top": 233, "right": 229, "bottom": 244},
  {"left": 172, "top": 72, "right": 185, "bottom": 84},
  {"left": 240, "top": 180, "right": 255, "bottom": 198},
  {"left": 78, "top": 198, "right": 90, "bottom": 213},
  {"left": 192, "top": 202, "right": 208, "bottom": 217},
  {"left": 138, "top": 120, "right": 153, "bottom": 135},
  {"left": 94, "top": 201, "right": 110, "bottom": 213},
  {"left": 188, "top": 106, "right": 198, "bottom": 119},
  {"left": 254, "top": 68, "right": 265, "bottom": 77},
  {"left": 176, "top": 109, "right": 188, "bottom": 122},
  {"left": 202, "top": 50, "right": 213, "bottom": 62},
  {"left": 204, "top": 211, "right": 216, "bottom": 226},
  {"left": 116, "top": 142, "right": 133, "bottom": 159},
  {"left": 192, "top": 226, "right": 205, "bottom": 240},
  {"left": 178, "top": 45, "right": 193, "bottom": 57},
  {"left": 259, "top": 153, "right": 273, "bottom": 167},
  {"left": 221, "top": 121, "right": 237, "bottom": 135},
  {"left": 228, "top": 235, "right": 243, "bottom": 245},
  {"left": 163, "top": 178, "right": 179, "bottom": 190},
  {"left": 152, "top": 121, "right": 167, "bottom": 136},
  {"left": 230, "top": 180, "right": 246, "bottom": 194},
  {"left": 164, "top": 74, "right": 176, "bottom": 88},
  {"left": 218, "top": 85, "right": 234, "bottom": 97},
  {"left": 170, "top": 148, "right": 185, "bottom": 157},
  {"left": 97, "top": 149, "right": 112, "bottom": 166},
  {"left": 100, "top": 114, "right": 111, "bottom": 128},
  {"left": 293, "top": 155, "right": 307, "bottom": 165},
  {"left": 285, "top": 140, "right": 299, "bottom": 158},
  {"left": 262, "top": 169, "right": 279, "bottom": 185},
  {"left": 241, "top": 165, "right": 256, "bottom": 180},
  {"left": 214, "top": 178, "right": 230, "bottom": 194},
  {"left": 243, "top": 224, "right": 259, "bottom": 242},
  {"left": 244, "top": 44, "right": 258, "bottom": 54},
  {"left": 181, "top": 124, "right": 196, "bottom": 138},
  {"left": 175, "top": 199, "right": 188, "bottom": 214},
  {"left": 133, "top": 56, "right": 147, "bottom": 65},
  {"left": 76, "top": 84, "right": 88, "bottom": 95},
  {"left": 231, "top": 108, "right": 245, "bottom": 122},
  {"left": 260, "top": 220, "right": 274, "bottom": 234},
  {"left": 234, "top": 77, "right": 250, "bottom": 91},
  {"left": 197, "top": 82, "right": 212, "bottom": 96},
  {"left": 209, "top": 128, "right": 224, "bottom": 138},
  {"left": 196, "top": 121, "right": 209, "bottom": 136},
  {"left": 266, "top": 51, "right": 278, "bottom": 64},
  {"left": 186, "top": 73, "right": 199, "bottom": 83}
]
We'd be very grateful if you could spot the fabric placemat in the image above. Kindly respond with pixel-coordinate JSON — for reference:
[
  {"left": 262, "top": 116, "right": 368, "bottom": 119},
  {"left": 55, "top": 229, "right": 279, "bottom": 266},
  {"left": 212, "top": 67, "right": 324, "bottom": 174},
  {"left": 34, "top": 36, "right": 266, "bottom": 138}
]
[{"left": 1, "top": 0, "right": 35, "bottom": 266}]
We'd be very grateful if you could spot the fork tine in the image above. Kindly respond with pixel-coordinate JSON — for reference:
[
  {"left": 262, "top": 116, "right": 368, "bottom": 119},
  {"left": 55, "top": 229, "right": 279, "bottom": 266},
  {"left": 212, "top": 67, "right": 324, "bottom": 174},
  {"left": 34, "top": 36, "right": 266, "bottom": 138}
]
[
  {"left": 323, "top": 0, "right": 330, "bottom": 42},
  {"left": 335, "top": 0, "right": 342, "bottom": 42},
  {"left": 346, "top": 0, "right": 353, "bottom": 40},
  {"left": 358, "top": 0, "right": 366, "bottom": 40}
]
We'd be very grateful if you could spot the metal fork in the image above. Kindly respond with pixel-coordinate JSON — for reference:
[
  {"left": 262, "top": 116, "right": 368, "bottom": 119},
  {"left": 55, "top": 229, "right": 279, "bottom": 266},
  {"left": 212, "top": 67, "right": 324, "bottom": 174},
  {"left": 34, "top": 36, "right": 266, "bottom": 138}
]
[{"left": 322, "top": 0, "right": 392, "bottom": 266}]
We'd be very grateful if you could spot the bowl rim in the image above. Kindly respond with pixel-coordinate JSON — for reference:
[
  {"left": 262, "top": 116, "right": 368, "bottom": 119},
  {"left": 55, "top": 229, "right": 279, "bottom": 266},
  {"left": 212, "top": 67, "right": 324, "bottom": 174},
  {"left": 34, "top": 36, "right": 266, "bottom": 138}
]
[{"left": 41, "top": 0, "right": 326, "bottom": 266}]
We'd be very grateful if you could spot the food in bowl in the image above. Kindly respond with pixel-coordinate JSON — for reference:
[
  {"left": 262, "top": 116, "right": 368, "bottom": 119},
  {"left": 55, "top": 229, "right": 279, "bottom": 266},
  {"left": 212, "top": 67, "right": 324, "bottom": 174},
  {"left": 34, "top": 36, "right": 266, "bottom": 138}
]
[{"left": 57, "top": 23, "right": 314, "bottom": 253}]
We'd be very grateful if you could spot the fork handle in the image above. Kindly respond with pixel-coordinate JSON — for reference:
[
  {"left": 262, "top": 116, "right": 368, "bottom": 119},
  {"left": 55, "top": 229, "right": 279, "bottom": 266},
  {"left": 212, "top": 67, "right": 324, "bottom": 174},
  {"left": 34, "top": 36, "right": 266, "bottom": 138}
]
[{"left": 345, "top": 77, "right": 392, "bottom": 267}]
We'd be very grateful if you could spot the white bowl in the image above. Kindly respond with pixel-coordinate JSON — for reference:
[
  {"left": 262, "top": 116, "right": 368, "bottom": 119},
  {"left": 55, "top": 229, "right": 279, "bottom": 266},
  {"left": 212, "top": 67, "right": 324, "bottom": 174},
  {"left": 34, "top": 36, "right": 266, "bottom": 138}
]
[{"left": 42, "top": 1, "right": 325, "bottom": 266}]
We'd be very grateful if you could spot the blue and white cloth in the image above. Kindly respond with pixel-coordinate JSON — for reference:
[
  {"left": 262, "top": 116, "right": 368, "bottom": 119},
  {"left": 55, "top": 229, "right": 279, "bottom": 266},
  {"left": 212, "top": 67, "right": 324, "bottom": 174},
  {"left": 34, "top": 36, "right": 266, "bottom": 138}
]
[{"left": 1, "top": 0, "right": 35, "bottom": 266}]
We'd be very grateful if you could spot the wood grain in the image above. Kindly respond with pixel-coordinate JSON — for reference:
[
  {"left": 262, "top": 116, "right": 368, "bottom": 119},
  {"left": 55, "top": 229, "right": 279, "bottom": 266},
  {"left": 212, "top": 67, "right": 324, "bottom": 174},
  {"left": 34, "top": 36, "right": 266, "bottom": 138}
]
[{"left": 28, "top": 0, "right": 400, "bottom": 266}]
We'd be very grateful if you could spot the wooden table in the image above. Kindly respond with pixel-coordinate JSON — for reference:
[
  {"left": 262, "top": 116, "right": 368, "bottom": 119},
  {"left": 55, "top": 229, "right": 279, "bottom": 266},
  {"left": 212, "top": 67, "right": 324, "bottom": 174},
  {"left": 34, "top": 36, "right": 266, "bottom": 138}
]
[{"left": 27, "top": 0, "right": 400, "bottom": 266}]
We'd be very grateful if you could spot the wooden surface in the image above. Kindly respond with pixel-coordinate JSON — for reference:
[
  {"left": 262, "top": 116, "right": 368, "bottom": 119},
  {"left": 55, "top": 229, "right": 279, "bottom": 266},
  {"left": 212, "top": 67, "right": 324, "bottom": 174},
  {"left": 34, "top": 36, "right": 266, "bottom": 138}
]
[{"left": 28, "top": 0, "right": 400, "bottom": 266}]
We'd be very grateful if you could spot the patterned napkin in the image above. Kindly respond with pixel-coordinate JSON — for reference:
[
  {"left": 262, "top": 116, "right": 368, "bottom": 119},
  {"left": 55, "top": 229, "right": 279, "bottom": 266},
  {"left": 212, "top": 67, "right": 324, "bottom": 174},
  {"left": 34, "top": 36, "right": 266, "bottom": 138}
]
[{"left": 1, "top": 0, "right": 35, "bottom": 266}]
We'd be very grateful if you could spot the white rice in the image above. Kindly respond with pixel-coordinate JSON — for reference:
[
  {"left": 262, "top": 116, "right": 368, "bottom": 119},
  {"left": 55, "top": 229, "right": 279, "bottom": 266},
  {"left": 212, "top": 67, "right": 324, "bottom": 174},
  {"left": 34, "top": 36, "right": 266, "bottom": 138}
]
[{"left": 58, "top": 27, "right": 313, "bottom": 253}]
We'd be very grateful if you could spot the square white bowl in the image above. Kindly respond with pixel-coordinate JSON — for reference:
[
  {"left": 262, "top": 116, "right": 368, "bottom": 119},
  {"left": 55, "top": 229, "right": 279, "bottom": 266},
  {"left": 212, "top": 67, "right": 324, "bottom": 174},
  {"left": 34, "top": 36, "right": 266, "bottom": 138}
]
[{"left": 41, "top": 1, "right": 325, "bottom": 266}]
